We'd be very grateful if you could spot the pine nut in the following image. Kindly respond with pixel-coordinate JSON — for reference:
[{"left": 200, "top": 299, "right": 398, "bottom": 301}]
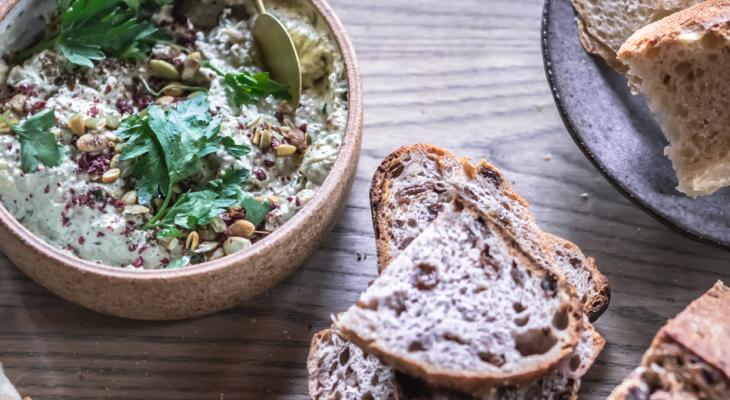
[{"left": 101, "top": 168, "right": 121, "bottom": 183}]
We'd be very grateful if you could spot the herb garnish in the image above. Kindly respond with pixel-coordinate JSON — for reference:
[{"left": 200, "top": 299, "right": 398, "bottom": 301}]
[
  {"left": 14, "top": 0, "right": 171, "bottom": 67},
  {"left": 117, "top": 96, "right": 267, "bottom": 236},
  {"left": 203, "top": 61, "right": 291, "bottom": 109},
  {"left": 0, "top": 110, "right": 63, "bottom": 173}
]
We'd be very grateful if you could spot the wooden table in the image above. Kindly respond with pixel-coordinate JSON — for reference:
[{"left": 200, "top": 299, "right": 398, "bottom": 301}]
[{"left": 2, "top": 0, "right": 729, "bottom": 398}]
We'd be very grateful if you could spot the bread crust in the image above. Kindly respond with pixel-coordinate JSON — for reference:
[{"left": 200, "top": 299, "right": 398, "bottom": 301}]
[
  {"left": 339, "top": 204, "right": 584, "bottom": 395},
  {"left": 618, "top": 0, "right": 730, "bottom": 61},
  {"left": 662, "top": 281, "right": 730, "bottom": 379},
  {"left": 369, "top": 144, "right": 611, "bottom": 321},
  {"left": 608, "top": 281, "right": 730, "bottom": 399},
  {"left": 570, "top": 3, "right": 628, "bottom": 72}
]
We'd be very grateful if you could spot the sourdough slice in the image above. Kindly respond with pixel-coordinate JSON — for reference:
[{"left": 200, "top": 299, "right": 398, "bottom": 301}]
[
  {"left": 570, "top": 0, "right": 702, "bottom": 71},
  {"left": 399, "top": 321, "right": 605, "bottom": 400},
  {"left": 618, "top": 0, "right": 730, "bottom": 196},
  {"left": 336, "top": 203, "right": 583, "bottom": 394},
  {"left": 307, "top": 327, "right": 399, "bottom": 400},
  {"left": 307, "top": 322, "right": 604, "bottom": 400},
  {"left": 608, "top": 281, "right": 730, "bottom": 399},
  {"left": 370, "top": 144, "right": 610, "bottom": 321}
]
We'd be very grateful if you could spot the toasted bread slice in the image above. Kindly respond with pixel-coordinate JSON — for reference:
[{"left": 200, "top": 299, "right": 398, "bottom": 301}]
[
  {"left": 370, "top": 144, "right": 610, "bottom": 321},
  {"left": 308, "top": 321, "right": 604, "bottom": 400},
  {"left": 307, "top": 327, "right": 400, "bottom": 400},
  {"left": 570, "top": 0, "right": 701, "bottom": 70},
  {"left": 618, "top": 0, "right": 730, "bottom": 196},
  {"left": 608, "top": 281, "right": 730, "bottom": 399},
  {"left": 336, "top": 203, "right": 583, "bottom": 394}
]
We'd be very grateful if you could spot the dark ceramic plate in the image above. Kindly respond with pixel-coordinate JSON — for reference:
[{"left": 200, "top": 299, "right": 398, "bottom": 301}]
[{"left": 542, "top": 0, "right": 730, "bottom": 249}]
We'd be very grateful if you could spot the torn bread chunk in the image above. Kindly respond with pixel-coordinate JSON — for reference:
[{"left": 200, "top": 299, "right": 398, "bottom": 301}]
[
  {"left": 370, "top": 144, "right": 610, "bottom": 321},
  {"left": 570, "top": 0, "right": 702, "bottom": 70},
  {"left": 618, "top": 0, "right": 730, "bottom": 196},
  {"left": 608, "top": 281, "right": 730, "bottom": 399},
  {"left": 337, "top": 203, "right": 583, "bottom": 394}
]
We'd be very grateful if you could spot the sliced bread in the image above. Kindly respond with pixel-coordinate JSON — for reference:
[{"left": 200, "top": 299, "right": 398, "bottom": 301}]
[
  {"left": 336, "top": 202, "right": 583, "bottom": 394},
  {"left": 570, "top": 0, "right": 702, "bottom": 70},
  {"left": 608, "top": 281, "right": 730, "bottom": 399},
  {"left": 370, "top": 144, "right": 610, "bottom": 321},
  {"left": 308, "top": 321, "right": 604, "bottom": 400},
  {"left": 618, "top": 0, "right": 730, "bottom": 196},
  {"left": 307, "top": 327, "right": 400, "bottom": 400}
]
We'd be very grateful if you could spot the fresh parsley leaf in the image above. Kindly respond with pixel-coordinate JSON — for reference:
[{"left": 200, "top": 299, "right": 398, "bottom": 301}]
[
  {"left": 14, "top": 0, "right": 168, "bottom": 67},
  {"left": 156, "top": 168, "right": 269, "bottom": 237},
  {"left": 156, "top": 190, "right": 236, "bottom": 238},
  {"left": 220, "top": 137, "right": 250, "bottom": 158},
  {"left": 203, "top": 61, "right": 290, "bottom": 109},
  {"left": 117, "top": 95, "right": 257, "bottom": 231},
  {"left": 223, "top": 72, "right": 291, "bottom": 108},
  {"left": 206, "top": 168, "right": 270, "bottom": 226},
  {"left": 166, "top": 255, "right": 190, "bottom": 269},
  {"left": 0, "top": 110, "right": 63, "bottom": 173}
]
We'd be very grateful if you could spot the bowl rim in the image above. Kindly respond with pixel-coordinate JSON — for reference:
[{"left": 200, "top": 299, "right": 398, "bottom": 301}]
[{"left": 0, "top": 0, "right": 364, "bottom": 280}]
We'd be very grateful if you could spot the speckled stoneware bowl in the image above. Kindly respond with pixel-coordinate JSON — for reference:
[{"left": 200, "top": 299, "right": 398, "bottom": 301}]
[{"left": 0, "top": 0, "right": 362, "bottom": 320}]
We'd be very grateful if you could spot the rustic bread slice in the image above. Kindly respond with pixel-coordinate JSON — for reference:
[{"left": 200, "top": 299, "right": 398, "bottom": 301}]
[
  {"left": 370, "top": 144, "right": 610, "bottom": 321},
  {"left": 608, "top": 281, "right": 730, "bottom": 399},
  {"left": 308, "top": 320, "right": 603, "bottom": 399},
  {"left": 307, "top": 327, "right": 400, "bottom": 400},
  {"left": 336, "top": 203, "right": 583, "bottom": 394},
  {"left": 618, "top": 0, "right": 730, "bottom": 196},
  {"left": 570, "top": 0, "right": 702, "bottom": 70}
]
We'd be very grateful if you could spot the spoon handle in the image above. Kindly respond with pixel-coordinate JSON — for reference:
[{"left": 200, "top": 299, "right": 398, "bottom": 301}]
[{"left": 253, "top": 0, "right": 266, "bottom": 14}]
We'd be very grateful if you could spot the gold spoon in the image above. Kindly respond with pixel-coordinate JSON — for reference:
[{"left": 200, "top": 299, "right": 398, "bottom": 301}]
[{"left": 251, "top": 0, "right": 302, "bottom": 108}]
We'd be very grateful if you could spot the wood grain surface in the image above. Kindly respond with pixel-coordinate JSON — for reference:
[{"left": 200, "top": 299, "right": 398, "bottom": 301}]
[{"left": 1, "top": 0, "right": 729, "bottom": 399}]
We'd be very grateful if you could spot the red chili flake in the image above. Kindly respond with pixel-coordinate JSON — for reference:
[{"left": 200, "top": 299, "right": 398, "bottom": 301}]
[
  {"left": 295, "top": 197, "right": 301, "bottom": 207},
  {"left": 43, "top": 185, "right": 50, "bottom": 194},
  {"left": 75, "top": 152, "right": 111, "bottom": 175},
  {"left": 29, "top": 101, "right": 46, "bottom": 114},
  {"left": 286, "top": 196, "right": 293, "bottom": 203},
  {"left": 105, "top": 85, "right": 112, "bottom": 94},
  {"left": 128, "top": 243, "right": 138, "bottom": 252},
  {"left": 274, "top": 111, "right": 284, "bottom": 124},
  {"left": 254, "top": 169, "right": 267, "bottom": 181},
  {"left": 132, "top": 256, "right": 143, "bottom": 268},
  {"left": 160, "top": 258, "right": 170, "bottom": 266},
  {"left": 14, "top": 83, "right": 37, "bottom": 96},
  {"left": 263, "top": 159, "right": 276, "bottom": 168},
  {"left": 116, "top": 98, "right": 134, "bottom": 114},
  {"left": 298, "top": 123, "right": 308, "bottom": 133},
  {"left": 78, "top": 236, "right": 86, "bottom": 245},
  {"left": 88, "top": 104, "right": 99, "bottom": 117},
  {"left": 137, "top": 244, "right": 148, "bottom": 254},
  {"left": 96, "top": 231, "right": 105, "bottom": 237},
  {"left": 61, "top": 214, "right": 70, "bottom": 227}
]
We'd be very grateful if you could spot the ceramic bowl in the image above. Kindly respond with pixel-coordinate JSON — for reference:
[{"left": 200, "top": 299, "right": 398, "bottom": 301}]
[{"left": 0, "top": 0, "right": 363, "bottom": 320}]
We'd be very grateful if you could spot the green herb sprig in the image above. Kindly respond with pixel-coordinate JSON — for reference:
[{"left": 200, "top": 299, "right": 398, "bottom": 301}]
[
  {"left": 14, "top": 0, "right": 171, "bottom": 68},
  {"left": 203, "top": 61, "right": 291, "bottom": 109},
  {"left": 117, "top": 96, "right": 265, "bottom": 236},
  {"left": 0, "top": 110, "right": 63, "bottom": 173}
]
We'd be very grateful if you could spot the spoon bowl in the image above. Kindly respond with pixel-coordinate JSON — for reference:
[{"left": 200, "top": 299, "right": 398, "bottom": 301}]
[{"left": 252, "top": 0, "right": 302, "bottom": 108}]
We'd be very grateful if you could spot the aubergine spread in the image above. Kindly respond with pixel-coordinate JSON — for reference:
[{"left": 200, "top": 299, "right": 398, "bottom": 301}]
[{"left": 0, "top": 0, "right": 347, "bottom": 269}]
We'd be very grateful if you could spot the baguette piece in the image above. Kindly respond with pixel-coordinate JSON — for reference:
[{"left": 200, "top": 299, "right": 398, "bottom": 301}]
[
  {"left": 307, "top": 327, "right": 399, "bottom": 400},
  {"left": 336, "top": 203, "right": 583, "bottom": 394},
  {"left": 608, "top": 281, "right": 730, "bottom": 399},
  {"left": 570, "top": 0, "right": 701, "bottom": 71},
  {"left": 618, "top": 0, "right": 730, "bottom": 196},
  {"left": 308, "top": 322, "right": 604, "bottom": 400},
  {"left": 370, "top": 144, "right": 610, "bottom": 321}
]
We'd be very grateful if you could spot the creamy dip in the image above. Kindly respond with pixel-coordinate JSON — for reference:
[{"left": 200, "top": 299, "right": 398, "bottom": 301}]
[{"left": 0, "top": 0, "right": 347, "bottom": 269}]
